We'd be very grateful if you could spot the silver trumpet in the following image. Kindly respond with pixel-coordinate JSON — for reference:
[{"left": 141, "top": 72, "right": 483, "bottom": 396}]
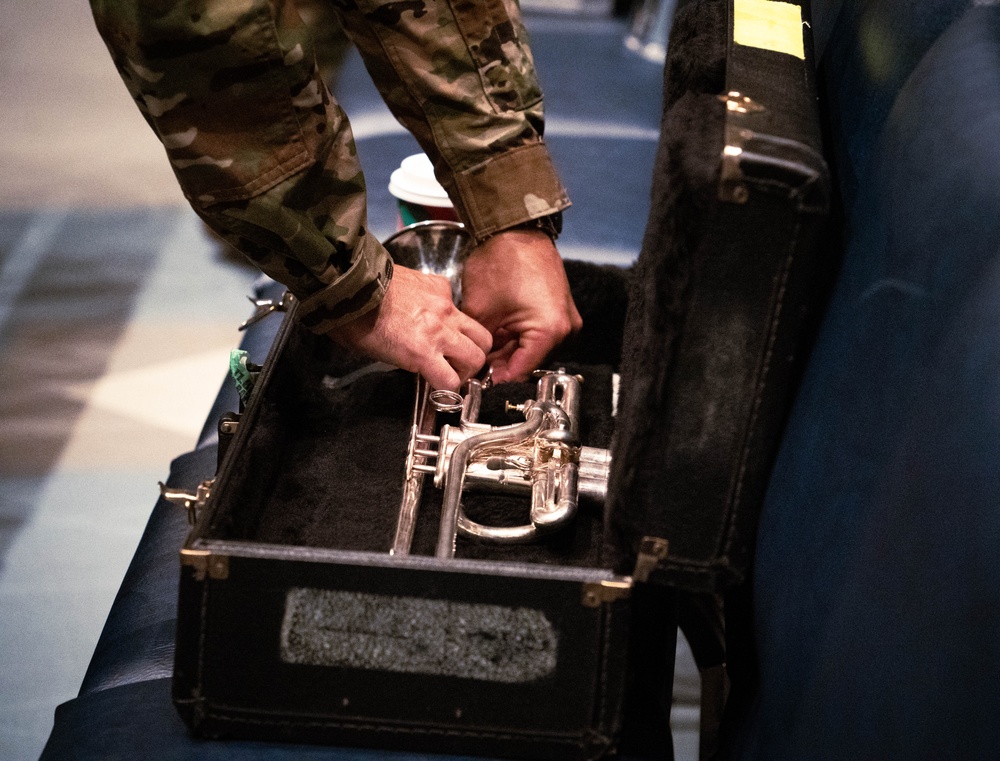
[{"left": 381, "top": 222, "right": 611, "bottom": 559}]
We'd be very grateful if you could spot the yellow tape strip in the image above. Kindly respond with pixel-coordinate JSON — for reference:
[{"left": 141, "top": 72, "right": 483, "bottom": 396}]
[{"left": 734, "top": 0, "right": 805, "bottom": 60}]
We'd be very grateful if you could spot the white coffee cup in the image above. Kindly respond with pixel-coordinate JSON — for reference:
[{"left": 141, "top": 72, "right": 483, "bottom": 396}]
[{"left": 388, "top": 153, "right": 459, "bottom": 228}]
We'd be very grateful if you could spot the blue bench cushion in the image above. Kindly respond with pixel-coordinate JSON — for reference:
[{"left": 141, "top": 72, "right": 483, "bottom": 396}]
[{"left": 743, "top": 6, "right": 1000, "bottom": 757}]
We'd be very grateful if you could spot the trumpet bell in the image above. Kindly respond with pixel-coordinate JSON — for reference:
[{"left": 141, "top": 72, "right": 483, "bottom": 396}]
[{"left": 382, "top": 220, "right": 472, "bottom": 304}]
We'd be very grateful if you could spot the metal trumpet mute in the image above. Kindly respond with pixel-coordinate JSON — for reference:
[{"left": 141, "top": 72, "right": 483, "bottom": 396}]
[{"left": 381, "top": 220, "right": 472, "bottom": 304}]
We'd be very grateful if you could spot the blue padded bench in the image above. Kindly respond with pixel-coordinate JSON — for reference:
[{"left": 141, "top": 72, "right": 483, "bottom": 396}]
[{"left": 733, "top": 2, "right": 1000, "bottom": 758}]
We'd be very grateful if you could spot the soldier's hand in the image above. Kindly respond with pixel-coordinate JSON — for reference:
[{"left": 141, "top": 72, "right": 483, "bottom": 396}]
[
  {"left": 329, "top": 265, "right": 492, "bottom": 390},
  {"left": 461, "top": 228, "right": 583, "bottom": 384}
]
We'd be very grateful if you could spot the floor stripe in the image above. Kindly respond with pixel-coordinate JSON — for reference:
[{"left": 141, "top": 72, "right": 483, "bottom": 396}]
[
  {"left": 349, "top": 110, "right": 659, "bottom": 143},
  {"left": 0, "top": 208, "right": 69, "bottom": 346}
]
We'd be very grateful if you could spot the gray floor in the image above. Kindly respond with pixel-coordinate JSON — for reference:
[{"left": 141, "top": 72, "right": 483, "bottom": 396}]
[{"left": 0, "top": 2, "right": 698, "bottom": 759}]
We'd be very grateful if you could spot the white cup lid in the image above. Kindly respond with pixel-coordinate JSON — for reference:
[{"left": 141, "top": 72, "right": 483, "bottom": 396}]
[{"left": 388, "top": 153, "right": 453, "bottom": 208}]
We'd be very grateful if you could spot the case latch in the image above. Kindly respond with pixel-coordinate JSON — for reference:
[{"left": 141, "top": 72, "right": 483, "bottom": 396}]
[
  {"left": 632, "top": 536, "right": 670, "bottom": 583},
  {"left": 159, "top": 479, "right": 213, "bottom": 525},
  {"left": 718, "top": 92, "right": 764, "bottom": 205},
  {"left": 581, "top": 579, "right": 633, "bottom": 608},
  {"left": 239, "top": 290, "right": 293, "bottom": 331},
  {"left": 180, "top": 549, "right": 230, "bottom": 581},
  {"left": 719, "top": 91, "right": 765, "bottom": 116}
]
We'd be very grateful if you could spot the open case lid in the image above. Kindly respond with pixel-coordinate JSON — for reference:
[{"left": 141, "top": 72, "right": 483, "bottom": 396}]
[{"left": 605, "top": 0, "right": 833, "bottom": 592}]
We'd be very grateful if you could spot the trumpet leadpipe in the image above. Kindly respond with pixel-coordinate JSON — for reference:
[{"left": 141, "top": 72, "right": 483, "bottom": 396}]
[{"left": 383, "top": 220, "right": 475, "bottom": 557}]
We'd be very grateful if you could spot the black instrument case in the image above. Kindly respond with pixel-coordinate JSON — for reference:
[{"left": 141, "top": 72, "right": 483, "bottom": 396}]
[{"left": 174, "top": 258, "right": 642, "bottom": 760}]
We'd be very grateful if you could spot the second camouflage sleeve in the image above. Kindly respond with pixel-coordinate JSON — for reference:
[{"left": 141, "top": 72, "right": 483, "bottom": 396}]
[{"left": 333, "top": 0, "right": 570, "bottom": 240}]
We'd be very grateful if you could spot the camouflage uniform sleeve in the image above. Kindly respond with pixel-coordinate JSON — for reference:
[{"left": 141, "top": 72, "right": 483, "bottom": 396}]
[
  {"left": 334, "top": 0, "right": 570, "bottom": 240},
  {"left": 89, "top": 0, "right": 392, "bottom": 333}
]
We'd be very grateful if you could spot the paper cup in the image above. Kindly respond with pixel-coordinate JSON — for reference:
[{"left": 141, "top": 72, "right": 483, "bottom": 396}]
[{"left": 388, "top": 153, "right": 459, "bottom": 228}]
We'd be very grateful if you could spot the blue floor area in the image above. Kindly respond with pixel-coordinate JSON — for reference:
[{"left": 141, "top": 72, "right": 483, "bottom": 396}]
[{"left": 0, "top": 208, "right": 259, "bottom": 760}]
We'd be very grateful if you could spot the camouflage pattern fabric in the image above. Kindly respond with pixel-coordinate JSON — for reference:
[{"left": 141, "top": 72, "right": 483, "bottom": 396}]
[{"left": 89, "top": 0, "right": 570, "bottom": 333}]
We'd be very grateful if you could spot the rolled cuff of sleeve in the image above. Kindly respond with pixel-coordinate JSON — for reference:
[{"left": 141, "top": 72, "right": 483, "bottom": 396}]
[
  {"left": 450, "top": 143, "right": 571, "bottom": 242},
  {"left": 295, "top": 230, "right": 394, "bottom": 333}
]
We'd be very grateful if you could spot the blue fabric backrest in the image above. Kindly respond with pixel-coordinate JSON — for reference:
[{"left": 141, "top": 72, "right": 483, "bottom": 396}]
[
  {"left": 814, "top": 0, "right": 970, "bottom": 209},
  {"left": 740, "top": 2, "right": 1000, "bottom": 758}
]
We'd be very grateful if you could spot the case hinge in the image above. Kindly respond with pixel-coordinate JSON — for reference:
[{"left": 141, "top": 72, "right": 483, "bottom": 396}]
[
  {"left": 632, "top": 536, "right": 670, "bottom": 583},
  {"left": 581, "top": 579, "right": 633, "bottom": 608},
  {"left": 180, "top": 549, "right": 230, "bottom": 581},
  {"left": 159, "top": 479, "right": 214, "bottom": 525}
]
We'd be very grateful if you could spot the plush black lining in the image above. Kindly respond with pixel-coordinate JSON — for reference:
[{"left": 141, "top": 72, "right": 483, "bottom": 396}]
[
  {"left": 607, "top": 0, "right": 729, "bottom": 576},
  {"left": 202, "top": 0, "right": 735, "bottom": 578},
  {"left": 661, "top": 0, "right": 728, "bottom": 112}
]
